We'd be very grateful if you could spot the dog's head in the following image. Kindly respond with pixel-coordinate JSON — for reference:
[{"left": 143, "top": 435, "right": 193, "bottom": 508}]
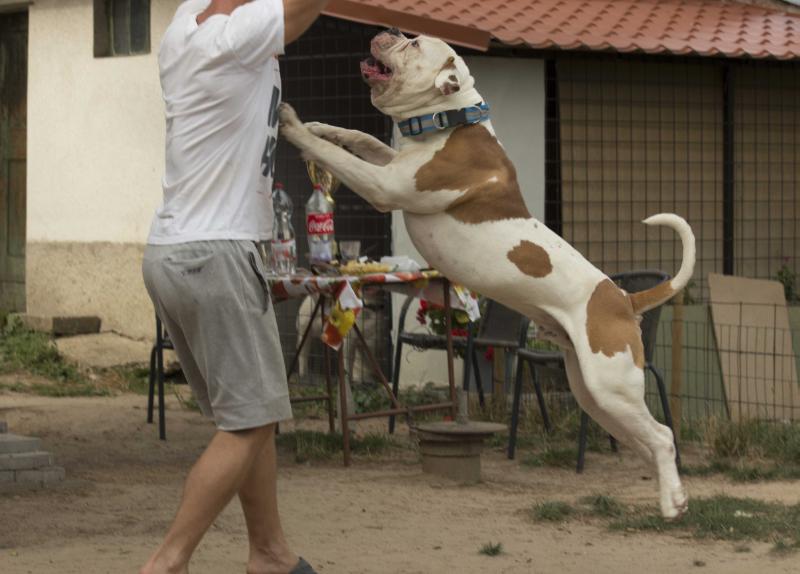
[{"left": 361, "top": 29, "right": 475, "bottom": 117}]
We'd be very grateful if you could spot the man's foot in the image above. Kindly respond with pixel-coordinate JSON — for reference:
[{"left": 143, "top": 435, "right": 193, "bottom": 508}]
[
  {"left": 246, "top": 547, "right": 300, "bottom": 574},
  {"left": 139, "top": 551, "right": 189, "bottom": 574}
]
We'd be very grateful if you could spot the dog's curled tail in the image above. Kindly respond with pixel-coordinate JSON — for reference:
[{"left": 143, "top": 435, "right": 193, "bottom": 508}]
[{"left": 629, "top": 214, "right": 696, "bottom": 315}]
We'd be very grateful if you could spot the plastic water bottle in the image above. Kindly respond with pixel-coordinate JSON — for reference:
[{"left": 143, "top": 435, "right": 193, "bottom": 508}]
[
  {"left": 305, "top": 184, "right": 335, "bottom": 264},
  {"left": 270, "top": 182, "right": 296, "bottom": 275}
]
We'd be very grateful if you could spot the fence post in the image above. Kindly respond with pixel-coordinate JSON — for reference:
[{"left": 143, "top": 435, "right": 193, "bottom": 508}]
[{"left": 670, "top": 291, "right": 685, "bottom": 440}]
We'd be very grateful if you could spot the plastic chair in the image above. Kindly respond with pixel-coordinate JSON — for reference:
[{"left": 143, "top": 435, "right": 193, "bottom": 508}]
[
  {"left": 147, "top": 315, "right": 173, "bottom": 440},
  {"left": 507, "top": 270, "right": 680, "bottom": 472},
  {"left": 389, "top": 297, "right": 529, "bottom": 433}
]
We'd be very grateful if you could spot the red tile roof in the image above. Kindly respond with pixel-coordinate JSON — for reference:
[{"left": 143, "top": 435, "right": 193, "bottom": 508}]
[{"left": 324, "top": 0, "right": 800, "bottom": 59}]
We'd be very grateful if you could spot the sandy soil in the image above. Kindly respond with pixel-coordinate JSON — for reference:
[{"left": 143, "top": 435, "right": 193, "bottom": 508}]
[{"left": 1, "top": 386, "right": 799, "bottom": 574}]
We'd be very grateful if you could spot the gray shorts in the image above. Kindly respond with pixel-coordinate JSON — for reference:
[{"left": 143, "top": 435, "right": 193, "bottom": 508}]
[{"left": 142, "top": 240, "right": 292, "bottom": 431}]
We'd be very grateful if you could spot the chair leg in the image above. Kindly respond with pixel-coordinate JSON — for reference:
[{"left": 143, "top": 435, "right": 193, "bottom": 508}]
[
  {"left": 388, "top": 340, "right": 403, "bottom": 435},
  {"left": 157, "top": 345, "right": 166, "bottom": 441},
  {"left": 471, "top": 351, "right": 486, "bottom": 409},
  {"left": 462, "top": 324, "right": 475, "bottom": 393},
  {"left": 648, "top": 363, "right": 681, "bottom": 468},
  {"left": 508, "top": 358, "right": 526, "bottom": 460},
  {"left": 147, "top": 346, "right": 156, "bottom": 424},
  {"left": 530, "top": 361, "right": 552, "bottom": 434},
  {"left": 504, "top": 349, "right": 514, "bottom": 393},
  {"left": 576, "top": 410, "right": 589, "bottom": 474}
]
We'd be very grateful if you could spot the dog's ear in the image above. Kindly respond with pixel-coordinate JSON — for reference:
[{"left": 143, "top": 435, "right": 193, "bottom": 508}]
[{"left": 434, "top": 57, "right": 461, "bottom": 96}]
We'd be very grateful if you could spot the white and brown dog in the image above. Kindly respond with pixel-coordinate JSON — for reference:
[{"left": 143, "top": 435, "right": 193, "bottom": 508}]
[{"left": 279, "top": 30, "right": 694, "bottom": 518}]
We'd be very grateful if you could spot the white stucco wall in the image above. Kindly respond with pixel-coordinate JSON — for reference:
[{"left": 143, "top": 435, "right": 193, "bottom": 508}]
[
  {"left": 391, "top": 57, "right": 546, "bottom": 388},
  {"left": 23, "top": 0, "right": 180, "bottom": 339},
  {"left": 27, "top": 0, "right": 178, "bottom": 244}
]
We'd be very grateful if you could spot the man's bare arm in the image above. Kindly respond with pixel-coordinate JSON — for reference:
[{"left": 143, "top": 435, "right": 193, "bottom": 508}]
[{"left": 284, "top": 0, "right": 329, "bottom": 45}]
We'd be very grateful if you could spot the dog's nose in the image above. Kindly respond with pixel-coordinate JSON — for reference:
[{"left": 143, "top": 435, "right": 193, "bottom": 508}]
[{"left": 386, "top": 27, "right": 402, "bottom": 37}]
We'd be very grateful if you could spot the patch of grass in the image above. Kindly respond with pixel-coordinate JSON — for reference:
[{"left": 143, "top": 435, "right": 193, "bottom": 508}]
[
  {"left": 106, "top": 365, "right": 152, "bottom": 395},
  {"left": 0, "top": 318, "right": 112, "bottom": 397},
  {"left": 478, "top": 542, "right": 503, "bottom": 557},
  {"left": 707, "top": 419, "right": 800, "bottom": 464},
  {"left": 609, "top": 495, "right": 800, "bottom": 548},
  {"left": 0, "top": 319, "right": 85, "bottom": 384},
  {"left": 771, "top": 539, "right": 800, "bottom": 555},
  {"left": 681, "top": 459, "right": 800, "bottom": 483},
  {"left": 580, "top": 494, "right": 624, "bottom": 518},
  {"left": 522, "top": 446, "right": 578, "bottom": 469},
  {"left": 0, "top": 380, "right": 108, "bottom": 397},
  {"left": 173, "top": 388, "right": 201, "bottom": 412},
  {"left": 531, "top": 500, "right": 573, "bottom": 522},
  {"left": 275, "top": 430, "right": 395, "bottom": 463}
]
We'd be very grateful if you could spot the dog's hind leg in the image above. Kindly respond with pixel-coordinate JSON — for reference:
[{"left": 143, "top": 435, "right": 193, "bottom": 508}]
[
  {"left": 566, "top": 349, "right": 686, "bottom": 518},
  {"left": 561, "top": 349, "right": 653, "bottom": 465}
]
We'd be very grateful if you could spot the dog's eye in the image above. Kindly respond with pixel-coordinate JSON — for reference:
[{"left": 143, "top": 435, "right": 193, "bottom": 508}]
[{"left": 411, "top": 40, "right": 419, "bottom": 48}]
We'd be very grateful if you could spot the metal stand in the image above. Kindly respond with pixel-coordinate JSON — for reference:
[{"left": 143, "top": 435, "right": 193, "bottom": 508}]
[{"left": 334, "top": 277, "right": 459, "bottom": 466}]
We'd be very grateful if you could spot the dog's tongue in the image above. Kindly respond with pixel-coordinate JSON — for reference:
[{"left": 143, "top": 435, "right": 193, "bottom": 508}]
[{"left": 361, "top": 56, "right": 381, "bottom": 78}]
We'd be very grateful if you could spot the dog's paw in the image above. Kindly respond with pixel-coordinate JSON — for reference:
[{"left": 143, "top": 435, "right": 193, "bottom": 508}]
[
  {"left": 305, "top": 122, "right": 344, "bottom": 146},
  {"left": 278, "top": 103, "right": 304, "bottom": 132}
]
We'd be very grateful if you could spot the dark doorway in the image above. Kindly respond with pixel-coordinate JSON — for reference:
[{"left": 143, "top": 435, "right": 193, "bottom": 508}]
[{"left": 0, "top": 11, "right": 28, "bottom": 313}]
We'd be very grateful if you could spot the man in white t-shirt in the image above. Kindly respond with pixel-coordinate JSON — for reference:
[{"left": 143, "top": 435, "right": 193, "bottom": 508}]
[{"left": 141, "top": 2, "right": 328, "bottom": 573}]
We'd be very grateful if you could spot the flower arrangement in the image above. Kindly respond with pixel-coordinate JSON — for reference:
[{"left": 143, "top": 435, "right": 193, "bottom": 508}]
[
  {"left": 415, "top": 299, "right": 471, "bottom": 337},
  {"left": 416, "top": 299, "right": 493, "bottom": 359}
]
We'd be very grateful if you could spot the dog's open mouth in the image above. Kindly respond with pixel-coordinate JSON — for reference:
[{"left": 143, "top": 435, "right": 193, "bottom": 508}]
[{"left": 360, "top": 56, "right": 393, "bottom": 83}]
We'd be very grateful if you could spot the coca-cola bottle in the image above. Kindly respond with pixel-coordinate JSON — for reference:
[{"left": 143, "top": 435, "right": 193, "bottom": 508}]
[
  {"left": 305, "top": 184, "right": 335, "bottom": 264},
  {"left": 270, "top": 182, "right": 297, "bottom": 275}
]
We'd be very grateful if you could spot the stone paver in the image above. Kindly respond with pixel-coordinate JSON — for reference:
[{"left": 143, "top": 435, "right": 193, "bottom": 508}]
[
  {"left": 0, "top": 451, "right": 53, "bottom": 471},
  {"left": 0, "top": 434, "right": 42, "bottom": 455}
]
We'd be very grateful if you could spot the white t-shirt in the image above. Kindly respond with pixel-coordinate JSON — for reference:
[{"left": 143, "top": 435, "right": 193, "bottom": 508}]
[{"left": 148, "top": 0, "right": 284, "bottom": 245}]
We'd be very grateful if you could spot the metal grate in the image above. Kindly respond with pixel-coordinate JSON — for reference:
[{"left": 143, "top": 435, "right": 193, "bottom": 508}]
[
  {"left": 273, "top": 17, "right": 393, "bottom": 385},
  {"left": 548, "top": 53, "right": 800, "bottom": 302}
]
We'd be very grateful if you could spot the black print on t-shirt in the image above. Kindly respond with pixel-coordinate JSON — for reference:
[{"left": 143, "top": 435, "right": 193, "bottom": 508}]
[{"left": 261, "top": 86, "right": 281, "bottom": 178}]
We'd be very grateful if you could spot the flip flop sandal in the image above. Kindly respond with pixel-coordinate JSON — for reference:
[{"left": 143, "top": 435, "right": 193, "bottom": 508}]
[{"left": 290, "top": 557, "right": 318, "bottom": 574}]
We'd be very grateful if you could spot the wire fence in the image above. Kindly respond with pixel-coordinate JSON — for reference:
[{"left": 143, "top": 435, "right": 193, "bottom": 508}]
[
  {"left": 512, "top": 302, "right": 800, "bottom": 427},
  {"left": 549, "top": 53, "right": 800, "bottom": 302}
]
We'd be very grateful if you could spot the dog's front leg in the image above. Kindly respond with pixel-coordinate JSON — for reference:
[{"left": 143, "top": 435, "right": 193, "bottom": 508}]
[
  {"left": 304, "top": 122, "right": 397, "bottom": 166},
  {"left": 280, "top": 104, "right": 410, "bottom": 212}
]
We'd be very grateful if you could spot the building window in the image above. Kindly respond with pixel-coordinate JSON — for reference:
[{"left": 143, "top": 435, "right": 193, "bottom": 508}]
[{"left": 94, "top": 0, "right": 151, "bottom": 57}]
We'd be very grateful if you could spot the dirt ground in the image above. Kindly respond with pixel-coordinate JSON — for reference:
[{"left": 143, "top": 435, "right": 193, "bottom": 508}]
[{"left": 1, "top": 382, "right": 799, "bottom": 574}]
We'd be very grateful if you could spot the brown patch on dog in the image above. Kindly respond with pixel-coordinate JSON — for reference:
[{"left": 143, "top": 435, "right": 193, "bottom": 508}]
[
  {"left": 586, "top": 279, "right": 645, "bottom": 368},
  {"left": 415, "top": 124, "right": 531, "bottom": 224},
  {"left": 507, "top": 241, "right": 552, "bottom": 278},
  {"left": 629, "top": 281, "right": 674, "bottom": 314}
]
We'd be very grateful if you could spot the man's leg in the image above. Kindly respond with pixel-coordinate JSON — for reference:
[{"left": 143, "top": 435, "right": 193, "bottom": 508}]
[
  {"left": 140, "top": 425, "right": 275, "bottom": 574},
  {"left": 238, "top": 428, "right": 298, "bottom": 574}
]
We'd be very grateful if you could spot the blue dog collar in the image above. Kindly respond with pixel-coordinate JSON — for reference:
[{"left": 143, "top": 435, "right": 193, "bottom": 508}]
[{"left": 398, "top": 102, "right": 490, "bottom": 137}]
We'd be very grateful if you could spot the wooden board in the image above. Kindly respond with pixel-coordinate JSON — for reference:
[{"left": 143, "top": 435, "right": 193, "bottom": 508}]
[{"left": 708, "top": 273, "right": 800, "bottom": 421}]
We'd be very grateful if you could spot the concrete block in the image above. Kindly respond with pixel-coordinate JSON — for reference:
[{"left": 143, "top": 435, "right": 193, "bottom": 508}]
[
  {"left": 0, "top": 421, "right": 7, "bottom": 433},
  {"left": 15, "top": 466, "right": 65, "bottom": 485},
  {"left": 0, "top": 470, "right": 14, "bottom": 483},
  {"left": 10, "top": 313, "right": 101, "bottom": 336},
  {"left": 0, "top": 434, "right": 41, "bottom": 455},
  {"left": 0, "top": 451, "right": 53, "bottom": 471}
]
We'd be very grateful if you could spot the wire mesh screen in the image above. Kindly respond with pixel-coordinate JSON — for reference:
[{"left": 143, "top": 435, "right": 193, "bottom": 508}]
[
  {"left": 734, "top": 62, "right": 800, "bottom": 285},
  {"left": 273, "top": 17, "right": 393, "bottom": 386},
  {"left": 651, "top": 308, "right": 800, "bottom": 423},
  {"left": 550, "top": 54, "right": 800, "bottom": 301}
]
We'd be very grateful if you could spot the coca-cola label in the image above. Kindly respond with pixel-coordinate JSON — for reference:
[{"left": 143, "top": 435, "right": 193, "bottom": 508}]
[{"left": 307, "top": 213, "right": 334, "bottom": 235}]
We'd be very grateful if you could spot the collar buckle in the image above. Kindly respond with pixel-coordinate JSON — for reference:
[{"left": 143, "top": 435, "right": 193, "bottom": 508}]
[{"left": 431, "top": 111, "right": 448, "bottom": 130}]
